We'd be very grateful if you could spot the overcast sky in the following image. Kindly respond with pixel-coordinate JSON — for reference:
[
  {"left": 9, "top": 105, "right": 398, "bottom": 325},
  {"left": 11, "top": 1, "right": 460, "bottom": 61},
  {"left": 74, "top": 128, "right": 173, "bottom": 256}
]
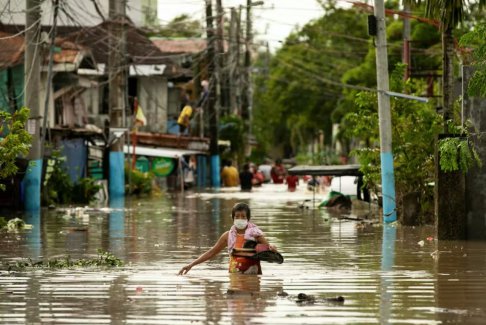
[{"left": 157, "top": 0, "right": 328, "bottom": 51}]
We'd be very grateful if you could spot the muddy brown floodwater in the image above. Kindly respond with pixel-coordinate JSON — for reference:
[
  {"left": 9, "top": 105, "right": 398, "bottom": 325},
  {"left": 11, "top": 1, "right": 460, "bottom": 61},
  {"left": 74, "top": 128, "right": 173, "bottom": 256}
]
[{"left": 1, "top": 183, "right": 486, "bottom": 324}]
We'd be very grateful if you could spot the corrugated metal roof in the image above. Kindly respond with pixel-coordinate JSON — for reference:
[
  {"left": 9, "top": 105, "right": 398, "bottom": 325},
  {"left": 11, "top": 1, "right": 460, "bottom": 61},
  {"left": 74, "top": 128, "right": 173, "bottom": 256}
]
[
  {"left": 0, "top": 31, "right": 87, "bottom": 70},
  {"left": 152, "top": 38, "right": 207, "bottom": 54},
  {"left": 62, "top": 20, "right": 172, "bottom": 66},
  {"left": 0, "top": 31, "right": 25, "bottom": 69}
]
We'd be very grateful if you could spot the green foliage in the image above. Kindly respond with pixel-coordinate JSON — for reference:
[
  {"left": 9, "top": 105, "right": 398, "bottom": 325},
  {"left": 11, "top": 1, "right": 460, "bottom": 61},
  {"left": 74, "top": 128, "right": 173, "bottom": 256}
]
[
  {"left": 148, "top": 14, "right": 203, "bottom": 38},
  {"left": 43, "top": 152, "right": 71, "bottom": 205},
  {"left": 42, "top": 150, "right": 101, "bottom": 205},
  {"left": 219, "top": 114, "right": 245, "bottom": 161},
  {"left": 0, "top": 107, "right": 32, "bottom": 190},
  {"left": 125, "top": 167, "right": 154, "bottom": 195},
  {"left": 343, "top": 65, "right": 442, "bottom": 216},
  {"left": 0, "top": 217, "right": 33, "bottom": 232},
  {"left": 438, "top": 121, "right": 482, "bottom": 173},
  {"left": 295, "top": 149, "right": 340, "bottom": 166},
  {"left": 5, "top": 249, "right": 123, "bottom": 270},
  {"left": 4, "top": 218, "right": 26, "bottom": 231},
  {"left": 417, "top": 0, "right": 486, "bottom": 31},
  {"left": 253, "top": 4, "right": 444, "bottom": 158},
  {"left": 71, "top": 178, "right": 102, "bottom": 204},
  {"left": 460, "top": 22, "right": 486, "bottom": 98},
  {"left": 253, "top": 6, "right": 370, "bottom": 155}
]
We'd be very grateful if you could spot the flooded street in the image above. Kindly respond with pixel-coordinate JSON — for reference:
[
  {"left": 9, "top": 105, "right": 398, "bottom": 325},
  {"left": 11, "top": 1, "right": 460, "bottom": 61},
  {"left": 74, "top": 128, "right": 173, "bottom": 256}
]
[{"left": 1, "top": 184, "right": 486, "bottom": 324}]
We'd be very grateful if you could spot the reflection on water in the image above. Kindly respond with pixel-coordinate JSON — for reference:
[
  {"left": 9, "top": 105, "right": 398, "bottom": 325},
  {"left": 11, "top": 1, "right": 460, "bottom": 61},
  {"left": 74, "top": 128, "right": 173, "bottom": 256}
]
[
  {"left": 379, "top": 224, "right": 396, "bottom": 325},
  {"left": 1, "top": 184, "right": 486, "bottom": 324}
]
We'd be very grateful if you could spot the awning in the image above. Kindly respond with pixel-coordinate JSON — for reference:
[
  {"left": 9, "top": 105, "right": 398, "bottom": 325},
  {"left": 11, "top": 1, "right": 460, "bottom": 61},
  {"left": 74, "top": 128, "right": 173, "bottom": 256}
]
[
  {"left": 123, "top": 145, "right": 204, "bottom": 159},
  {"left": 78, "top": 63, "right": 166, "bottom": 76},
  {"left": 288, "top": 164, "right": 362, "bottom": 177}
]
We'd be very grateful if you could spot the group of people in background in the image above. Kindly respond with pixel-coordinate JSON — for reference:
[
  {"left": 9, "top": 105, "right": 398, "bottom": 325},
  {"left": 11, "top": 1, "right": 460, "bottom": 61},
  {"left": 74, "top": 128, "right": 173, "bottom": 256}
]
[{"left": 220, "top": 158, "right": 299, "bottom": 192}]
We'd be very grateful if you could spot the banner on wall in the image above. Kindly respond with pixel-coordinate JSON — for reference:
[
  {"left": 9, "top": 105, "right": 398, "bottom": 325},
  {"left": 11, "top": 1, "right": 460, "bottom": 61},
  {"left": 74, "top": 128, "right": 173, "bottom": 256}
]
[{"left": 152, "top": 157, "right": 175, "bottom": 177}]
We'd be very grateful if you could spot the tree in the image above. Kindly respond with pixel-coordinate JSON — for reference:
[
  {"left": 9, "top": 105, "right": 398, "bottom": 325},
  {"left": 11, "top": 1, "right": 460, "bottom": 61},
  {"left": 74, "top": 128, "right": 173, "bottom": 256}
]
[
  {"left": 0, "top": 107, "right": 32, "bottom": 190},
  {"left": 252, "top": 6, "right": 369, "bottom": 157},
  {"left": 333, "top": 15, "right": 441, "bottom": 153},
  {"left": 460, "top": 22, "right": 486, "bottom": 97},
  {"left": 404, "top": 0, "right": 486, "bottom": 128},
  {"left": 149, "top": 14, "right": 203, "bottom": 38},
  {"left": 343, "top": 66, "right": 442, "bottom": 222}
]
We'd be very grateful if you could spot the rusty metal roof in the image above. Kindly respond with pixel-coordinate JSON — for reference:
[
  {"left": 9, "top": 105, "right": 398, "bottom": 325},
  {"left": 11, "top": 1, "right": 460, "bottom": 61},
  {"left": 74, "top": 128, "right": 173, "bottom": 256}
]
[
  {"left": 152, "top": 38, "right": 207, "bottom": 54},
  {"left": 62, "top": 20, "right": 172, "bottom": 66},
  {"left": 0, "top": 31, "right": 88, "bottom": 70},
  {"left": 0, "top": 31, "right": 25, "bottom": 69}
]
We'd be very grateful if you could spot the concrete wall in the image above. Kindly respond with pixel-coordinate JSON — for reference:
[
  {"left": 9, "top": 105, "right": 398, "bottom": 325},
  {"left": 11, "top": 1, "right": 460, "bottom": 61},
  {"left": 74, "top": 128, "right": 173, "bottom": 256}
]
[{"left": 462, "top": 65, "right": 486, "bottom": 240}]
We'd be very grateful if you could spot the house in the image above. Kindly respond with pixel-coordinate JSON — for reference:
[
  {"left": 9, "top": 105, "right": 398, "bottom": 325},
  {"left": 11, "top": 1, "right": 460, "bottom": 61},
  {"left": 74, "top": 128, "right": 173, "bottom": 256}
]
[
  {"left": 57, "top": 20, "right": 210, "bottom": 189},
  {"left": 0, "top": 30, "right": 92, "bottom": 207},
  {"left": 0, "top": 21, "right": 210, "bottom": 198},
  {"left": 59, "top": 19, "right": 177, "bottom": 133},
  {"left": 152, "top": 38, "right": 207, "bottom": 129}
]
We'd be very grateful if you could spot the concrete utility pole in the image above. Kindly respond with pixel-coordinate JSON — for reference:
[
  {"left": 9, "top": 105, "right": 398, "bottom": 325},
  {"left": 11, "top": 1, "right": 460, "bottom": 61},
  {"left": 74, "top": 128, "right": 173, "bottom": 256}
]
[
  {"left": 108, "top": 0, "right": 127, "bottom": 200},
  {"left": 374, "top": 0, "right": 397, "bottom": 223},
  {"left": 215, "top": 0, "right": 226, "bottom": 115},
  {"left": 242, "top": 0, "right": 253, "bottom": 157},
  {"left": 41, "top": 0, "right": 59, "bottom": 154},
  {"left": 402, "top": 2, "right": 411, "bottom": 80},
  {"left": 24, "top": 0, "right": 42, "bottom": 211},
  {"left": 205, "top": 0, "right": 220, "bottom": 187},
  {"left": 228, "top": 7, "right": 239, "bottom": 114}
]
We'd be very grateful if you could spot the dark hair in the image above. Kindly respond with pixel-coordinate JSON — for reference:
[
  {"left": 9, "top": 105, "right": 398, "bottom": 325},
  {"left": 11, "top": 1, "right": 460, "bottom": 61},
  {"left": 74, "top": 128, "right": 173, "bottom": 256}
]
[{"left": 231, "top": 202, "right": 251, "bottom": 220}]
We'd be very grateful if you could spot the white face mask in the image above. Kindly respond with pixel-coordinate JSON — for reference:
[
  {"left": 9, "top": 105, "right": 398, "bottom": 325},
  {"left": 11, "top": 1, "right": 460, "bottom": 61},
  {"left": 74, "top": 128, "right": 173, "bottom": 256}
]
[{"left": 234, "top": 219, "right": 248, "bottom": 230}]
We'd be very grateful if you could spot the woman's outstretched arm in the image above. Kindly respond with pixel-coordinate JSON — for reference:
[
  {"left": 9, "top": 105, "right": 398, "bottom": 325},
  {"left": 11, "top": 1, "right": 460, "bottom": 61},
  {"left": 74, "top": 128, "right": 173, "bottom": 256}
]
[{"left": 178, "top": 231, "right": 229, "bottom": 275}]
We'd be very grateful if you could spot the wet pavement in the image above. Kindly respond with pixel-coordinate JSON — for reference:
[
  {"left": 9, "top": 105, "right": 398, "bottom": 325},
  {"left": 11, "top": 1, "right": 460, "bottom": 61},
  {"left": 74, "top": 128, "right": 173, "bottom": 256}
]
[{"left": 1, "top": 183, "right": 486, "bottom": 324}]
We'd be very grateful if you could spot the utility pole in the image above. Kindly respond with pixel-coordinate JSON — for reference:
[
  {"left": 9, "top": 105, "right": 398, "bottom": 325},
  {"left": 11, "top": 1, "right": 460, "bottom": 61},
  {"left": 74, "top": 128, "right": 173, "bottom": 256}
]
[
  {"left": 205, "top": 0, "right": 220, "bottom": 187},
  {"left": 402, "top": 2, "right": 411, "bottom": 80},
  {"left": 242, "top": 0, "right": 253, "bottom": 157},
  {"left": 108, "top": 0, "right": 127, "bottom": 200},
  {"left": 215, "top": 0, "right": 226, "bottom": 115},
  {"left": 228, "top": 7, "right": 239, "bottom": 115},
  {"left": 235, "top": 6, "right": 242, "bottom": 114},
  {"left": 41, "top": 0, "right": 59, "bottom": 154},
  {"left": 24, "top": 0, "right": 42, "bottom": 211},
  {"left": 374, "top": 0, "right": 397, "bottom": 223}
]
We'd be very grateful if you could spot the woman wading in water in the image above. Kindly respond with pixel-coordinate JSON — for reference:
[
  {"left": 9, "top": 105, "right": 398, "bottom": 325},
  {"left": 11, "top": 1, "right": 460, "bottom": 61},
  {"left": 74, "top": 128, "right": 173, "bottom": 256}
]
[{"left": 178, "top": 202, "right": 280, "bottom": 275}]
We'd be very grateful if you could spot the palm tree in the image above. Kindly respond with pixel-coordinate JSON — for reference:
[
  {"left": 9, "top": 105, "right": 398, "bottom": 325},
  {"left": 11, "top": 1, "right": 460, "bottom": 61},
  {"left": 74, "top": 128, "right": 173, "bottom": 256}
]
[
  {"left": 401, "top": 1, "right": 484, "bottom": 239},
  {"left": 404, "top": 0, "right": 485, "bottom": 130}
]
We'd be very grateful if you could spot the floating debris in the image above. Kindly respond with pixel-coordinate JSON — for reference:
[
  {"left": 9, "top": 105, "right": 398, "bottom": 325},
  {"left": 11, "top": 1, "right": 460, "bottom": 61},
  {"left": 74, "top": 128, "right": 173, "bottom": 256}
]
[{"left": 4, "top": 249, "right": 123, "bottom": 271}]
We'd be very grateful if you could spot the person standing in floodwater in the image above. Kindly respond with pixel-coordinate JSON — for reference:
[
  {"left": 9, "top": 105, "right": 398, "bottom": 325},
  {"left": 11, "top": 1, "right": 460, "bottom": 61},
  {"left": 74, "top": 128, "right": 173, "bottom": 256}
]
[
  {"left": 221, "top": 160, "right": 239, "bottom": 187},
  {"left": 286, "top": 174, "right": 299, "bottom": 192},
  {"left": 239, "top": 163, "right": 253, "bottom": 192},
  {"left": 178, "top": 202, "right": 278, "bottom": 275},
  {"left": 271, "top": 158, "right": 286, "bottom": 184}
]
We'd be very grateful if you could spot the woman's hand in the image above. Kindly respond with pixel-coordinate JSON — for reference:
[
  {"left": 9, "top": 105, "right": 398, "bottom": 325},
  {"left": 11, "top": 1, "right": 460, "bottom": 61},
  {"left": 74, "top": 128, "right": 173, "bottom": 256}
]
[
  {"left": 269, "top": 244, "right": 278, "bottom": 252},
  {"left": 178, "top": 264, "right": 193, "bottom": 275}
]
